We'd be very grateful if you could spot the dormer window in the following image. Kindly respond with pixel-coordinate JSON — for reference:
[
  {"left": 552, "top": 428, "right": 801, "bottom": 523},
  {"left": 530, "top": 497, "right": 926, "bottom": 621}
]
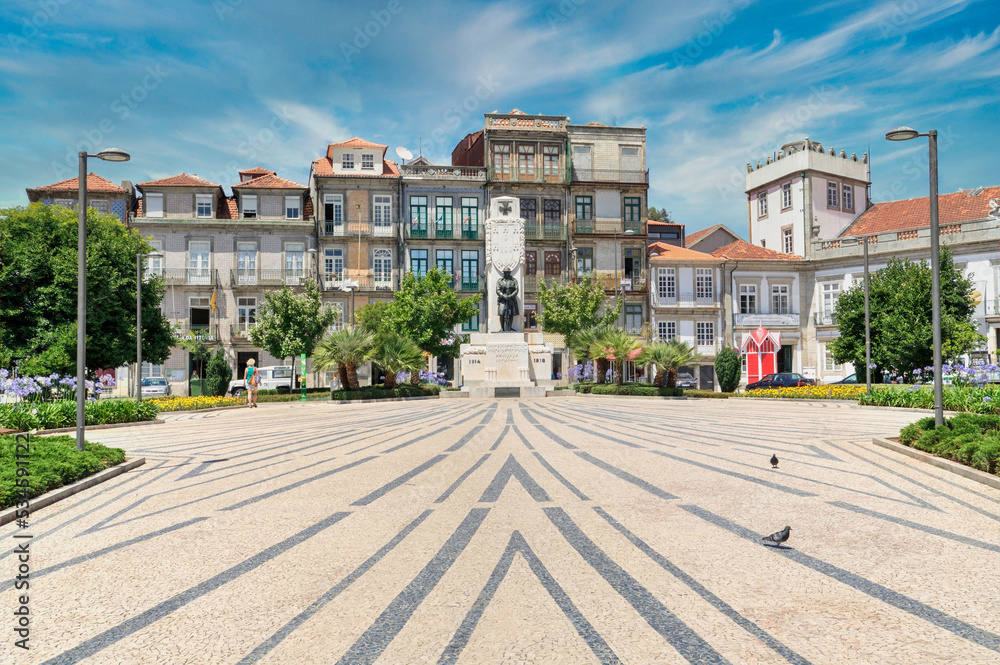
[
  {"left": 243, "top": 194, "right": 257, "bottom": 219},
  {"left": 196, "top": 194, "right": 213, "bottom": 218},
  {"left": 145, "top": 193, "right": 164, "bottom": 218},
  {"left": 361, "top": 153, "right": 374, "bottom": 169},
  {"left": 342, "top": 153, "right": 354, "bottom": 169}
]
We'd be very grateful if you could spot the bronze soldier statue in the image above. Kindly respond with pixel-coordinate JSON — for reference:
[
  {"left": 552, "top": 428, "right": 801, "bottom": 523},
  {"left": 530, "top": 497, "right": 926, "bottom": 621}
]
[{"left": 496, "top": 269, "right": 519, "bottom": 332}]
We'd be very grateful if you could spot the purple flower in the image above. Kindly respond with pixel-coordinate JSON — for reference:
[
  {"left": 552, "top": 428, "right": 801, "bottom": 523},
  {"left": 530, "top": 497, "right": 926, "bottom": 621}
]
[{"left": 984, "top": 396, "right": 992, "bottom": 403}]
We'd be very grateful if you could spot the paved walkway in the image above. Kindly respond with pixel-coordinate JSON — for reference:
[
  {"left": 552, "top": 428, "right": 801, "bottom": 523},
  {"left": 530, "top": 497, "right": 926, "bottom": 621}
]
[{"left": 3, "top": 397, "right": 998, "bottom": 664}]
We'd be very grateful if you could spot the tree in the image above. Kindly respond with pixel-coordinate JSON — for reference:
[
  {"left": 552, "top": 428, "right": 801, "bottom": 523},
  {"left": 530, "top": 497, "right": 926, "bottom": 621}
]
[
  {"left": 366, "top": 333, "right": 425, "bottom": 389},
  {"left": 830, "top": 247, "right": 984, "bottom": 382},
  {"left": 639, "top": 339, "right": 699, "bottom": 388},
  {"left": 591, "top": 328, "right": 642, "bottom": 386},
  {"left": 177, "top": 336, "right": 212, "bottom": 392},
  {"left": 313, "top": 327, "right": 373, "bottom": 391},
  {"left": 248, "top": 280, "right": 334, "bottom": 376},
  {"left": 569, "top": 324, "right": 613, "bottom": 384},
  {"left": 1, "top": 203, "right": 173, "bottom": 376},
  {"left": 537, "top": 274, "right": 622, "bottom": 367},
  {"left": 714, "top": 347, "right": 741, "bottom": 392},
  {"left": 647, "top": 207, "right": 673, "bottom": 223},
  {"left": 204, "top": 348, "right": 233, "bottom": 397},
  {"left": 358, "top": 267, "right": 479, "bottom": 358}
]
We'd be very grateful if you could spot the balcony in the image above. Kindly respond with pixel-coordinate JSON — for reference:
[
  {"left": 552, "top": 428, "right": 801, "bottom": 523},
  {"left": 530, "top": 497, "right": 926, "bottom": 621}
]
[
  {"left": 525, "top": 223, "right": 567, "bottom": 241},
  {"left": 986, "top": 300, "right": 1000, "bottom": 317},
  {"left": 399, "top": 164, "right": 486, "bottom": 180},
  {"left": 599, "top": 273, "right": 648, "bottom": 293},
  {"left": 487, "top": 167, "right": 566, "bottom": 184},
  {"left": 485, "top": 113, "right": 567, "bottom": 132},
  {"left": 573, "top": 219, "right": 645, "bottom": 236},
  {"left": 733, "top": 313, "right": 800, "bottom": 327},
  {"left": 570, "top": 167, "right": 649, "bottom": 184},
  {"left": 320, "top": 220, "right": 395, "bottom": 239},
  {"left": 322, "top": 273, "right": 396, "bottom": 292},
  {"left": 230, "top": 269, "right": 309, "bottom": 287},
  {"left": 524, "top": 273, "right": 569, "bottom": 292},
  {"left": 163, "top": 268, "right": 219, "bottom": 286},
  {"left": 814, "top": 312, "right": 837, "bottom": 326},
  {"left": 653, "top": 291, "right": 720, "bottom": 307},
  {"left": 457, "top": 277, "right": 483, "bottom": 292},
  {"left": 176, "top": 324, "right": 219, "bottom": 341},
  {"left": 406, "top": 224, "right": 482, "bottom": 240},
  {"left": 230, "top": 324, "right": 254, "bottom": 342}
]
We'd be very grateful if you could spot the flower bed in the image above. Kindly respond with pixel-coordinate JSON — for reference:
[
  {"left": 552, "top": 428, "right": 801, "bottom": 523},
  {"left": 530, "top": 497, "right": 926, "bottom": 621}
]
[
  {"left": 745, "top": 385, "right": 867, "bottom": 400},
  {"left": 898, "top": 413, "right": 1000, "bottom": 476},
  {"left": 0, "top": 399, "right": 158, "bottom": 431},
  {"left": 148, "top": 396, "right": 243, "bottom": 411},
  {"left": 858, "top": 385, "right": 1000, "bottom": 413},
  {"left": 0, "top": 434, "right": 127, "bottom": 509}
]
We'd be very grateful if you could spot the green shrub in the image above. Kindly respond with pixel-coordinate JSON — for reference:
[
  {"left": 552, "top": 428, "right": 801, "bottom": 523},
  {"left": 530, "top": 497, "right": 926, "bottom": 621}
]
[
  {"left": 971, "top": 438, "right": 1000, "bottom": 474},
  {"left": 913, "top": 428, "right": 944, "bottom": 452},
  {"left": 573, "top": 383, "right": 594, "bottom": 394},
  {"left": 899, "top": 423, "right": 923, "bottom": 446},
  {"left": 714, "top": 347, "right": 742, "bottom": 393},
  {"left": 0, "top": 434, "right": 127, "bottom": 509},
  {"left": 331, "top": 385, "right": 440, "bottom": 401},
  {"left": 205, "top": 349, "right": 233, "bottom": 397},
  {"left": 0, "top": 399, "right": 159, "bottom": 431},
  {"left": 258, "top": 387, "right": 328, "bottom": 396},
  {"left": 957, "top": 439, "right": 982, "bottom": 465},
  {"left": 685, "top": 389, "right": 731, "bottom": 399},
  {"left": 589, "top": 384, "right": 683, "bottom": 397}
]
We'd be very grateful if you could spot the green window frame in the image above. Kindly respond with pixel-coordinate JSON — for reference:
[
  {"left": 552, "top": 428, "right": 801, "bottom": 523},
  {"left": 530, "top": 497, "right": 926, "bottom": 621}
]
[
  {"left": 461, "top": 250, "right": 479, "bottom": 291},
  {"left": 461, "top": 198, "right": 479, "bottom": 239},
  {"left": 410, "top": 249, "right": 428, "bottom": 277},
  {"left": 409, "top": 196, "right": 428, "bottom": 238},
  {"left": 435, "top": 196, "right": 453, "bottom": 238},
  {"left": 575, "top": 195, "right": 593, "bottom": 222},
  {"left": 436, "top": 249, "right": 454, "bottom": 280},
  {"left": 624, "top": 197, "right": 641, "bottom": 224},
  {"left": 462, "top": 310, "right": 479, "bottom": 331}
]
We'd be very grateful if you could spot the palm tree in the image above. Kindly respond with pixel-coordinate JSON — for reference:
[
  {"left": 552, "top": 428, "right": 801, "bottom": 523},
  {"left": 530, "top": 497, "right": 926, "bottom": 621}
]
[
  {"left": 572, "top": 324, "right": 612, "bottom": 384},
  {"left": 646, "top": 339, "right": 700, "bottom": 388},
  {"left": 590, "top": 327, "right": 642, "bottom": 387},
  {"left": 366, "top": 333, "right": 424, "bottom": 389},
  {"left": 313, "top": 327, "right": 373, "bottom": 391}
]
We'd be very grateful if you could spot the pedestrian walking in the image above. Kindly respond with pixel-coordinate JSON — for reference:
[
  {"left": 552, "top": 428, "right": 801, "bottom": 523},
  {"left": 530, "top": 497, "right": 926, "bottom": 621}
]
[{"left": 245, "top": 358, "right": 259, "bottom": 408}]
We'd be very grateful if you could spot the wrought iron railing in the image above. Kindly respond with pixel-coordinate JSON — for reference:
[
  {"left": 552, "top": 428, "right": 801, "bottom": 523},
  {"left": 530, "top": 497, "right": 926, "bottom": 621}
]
[{"left": 163, "top": 268, "right": 219, "bottom": 286}]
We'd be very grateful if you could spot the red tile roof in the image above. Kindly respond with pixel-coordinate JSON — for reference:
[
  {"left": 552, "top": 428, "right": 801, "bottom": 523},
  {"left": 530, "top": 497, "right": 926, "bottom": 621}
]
[
  {"left": 648, "top": 242, "right": 720, "bottom": 263},
  {"left": 711, "top": 239, "right": 802, "bottom": 261},
  {"left": 509, "top": 108, "right": 526, "bottom": 115},
  {"left": 312, "top": 157, "right": 401, "bottom": 178},
  {"left": 30, "top": 173, "right": 128, "bottom": 193},
  {"left": 219, "top": 197, "right": 239, "bottom": 220},
  {"left": 585, "top": 122, "right": 609, "bottom": 126},
  {"left": 232, "top": 173, "right": 307, "bottom": 189},
  {"left": 842, "top": 186, "right": 1000, "bottom": 236},
  {"left": 238, "top": 166, "right": 276, "bottom": 177},
  {"left": 136, "top": 173, "right": 221, "bottom": 188},
  {"left": 685, "top": 223, "right": 742, "bottom": 248},
  {"left": 325, "top": 137, "right": 388, "bottom": 158}
]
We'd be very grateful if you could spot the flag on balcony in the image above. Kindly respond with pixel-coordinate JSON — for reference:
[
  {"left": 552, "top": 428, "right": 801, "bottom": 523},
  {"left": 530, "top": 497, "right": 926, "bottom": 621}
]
[
  {"left": 412, "top": 217, "right": 419, "bottom": 226},
  {"left": 210, "top": 290, "right": 216, "bottom": 314}
]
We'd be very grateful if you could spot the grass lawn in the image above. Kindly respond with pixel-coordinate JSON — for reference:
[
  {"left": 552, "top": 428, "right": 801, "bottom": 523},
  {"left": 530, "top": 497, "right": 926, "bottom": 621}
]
[{"left": 0, "top": 435, "right": 127, "bottom": 509}]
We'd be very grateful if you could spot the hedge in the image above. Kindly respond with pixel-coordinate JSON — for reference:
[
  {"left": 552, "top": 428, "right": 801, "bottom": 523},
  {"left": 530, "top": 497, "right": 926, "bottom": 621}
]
[
  {"left": 684, "top": 390, "right": 732, "bottom": 399},
  {"left": 898, "top": 412, "right": 1000, "bottom": 475},
  {"left": 331, "top": 385, "right": 441, "bottom": 401},
  {"left": 573, "top": 382, "right": 683, "bottom": 397},
  {"left": 0, "top": 434, "right": 127, "bottom": 509},
  {"left": 0, "top": 399, "right": 159, "bottom": 431}
]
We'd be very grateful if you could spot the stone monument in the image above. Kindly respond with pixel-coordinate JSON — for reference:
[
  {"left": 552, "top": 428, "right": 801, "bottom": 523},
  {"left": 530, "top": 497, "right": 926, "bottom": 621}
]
[{"left": 459, "top": 196, "right": 554, "bottom": 397}]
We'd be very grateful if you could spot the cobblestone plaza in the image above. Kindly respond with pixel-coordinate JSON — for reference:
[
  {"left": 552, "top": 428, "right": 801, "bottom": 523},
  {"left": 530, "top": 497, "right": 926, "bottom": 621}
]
[{"left": 4, "top": 397, "right": 998, "bottom": 664}]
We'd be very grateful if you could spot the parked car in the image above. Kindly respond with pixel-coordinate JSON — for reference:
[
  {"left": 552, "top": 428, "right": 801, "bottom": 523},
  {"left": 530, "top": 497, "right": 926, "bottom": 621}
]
[
  {"left": 745, "top": 372, "right": 816, "bottom": 390},
  {"left": 228, "top": 366, "right": 294, "bottom": 397},
  {"left": 831, "top": 373, "right": 857, "bottom": 384},
  {"left": 141, "top": 377, "right": 170, "bottom": 397},
  {"left": 675, "top": 372, "right": 697, "bottom": 389}
]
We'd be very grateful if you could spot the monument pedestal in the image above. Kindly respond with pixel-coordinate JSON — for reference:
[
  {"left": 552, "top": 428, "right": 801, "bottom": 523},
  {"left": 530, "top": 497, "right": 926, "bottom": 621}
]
[{"left": 460, "top": 332, "right": 554, "bottom": 397}]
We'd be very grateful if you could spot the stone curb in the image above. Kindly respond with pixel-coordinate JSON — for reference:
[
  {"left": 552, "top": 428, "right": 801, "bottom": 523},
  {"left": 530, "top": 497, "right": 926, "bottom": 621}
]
[
  {"left": 328, "top": 395, "right": 441, "bottom": 405},
  {"left": 33, "top": 419, "right": 164, "bottom": 436},
  {"left": 737, "top": 398, "right": 959, "bottom": 414},
  {"left": 872, "top": 436, "right": 1000, "bottom": 490},
  {"left": 575, "top": 393, "right": 688, "bottom": 400},
  {"left": 0, "top": 457, "right": 146, "bottom": 527}
]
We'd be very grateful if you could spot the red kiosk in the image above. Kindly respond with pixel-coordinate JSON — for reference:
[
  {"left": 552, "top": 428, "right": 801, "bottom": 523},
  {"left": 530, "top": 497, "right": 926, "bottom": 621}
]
[{"left": 741, "top": 325, "right": 781, "bottom": 384}]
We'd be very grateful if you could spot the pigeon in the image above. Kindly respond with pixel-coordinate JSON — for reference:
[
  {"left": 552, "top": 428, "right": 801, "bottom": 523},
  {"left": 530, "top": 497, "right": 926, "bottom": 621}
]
[
  {"left": 762, "top": 526, "right": 791, "bottom": 549},
  {"left": 770, "top": 454, "right": 779, "bottom": 469}
]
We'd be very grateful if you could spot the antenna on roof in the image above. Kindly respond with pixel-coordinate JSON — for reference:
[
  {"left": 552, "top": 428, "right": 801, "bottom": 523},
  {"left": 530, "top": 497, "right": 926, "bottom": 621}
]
[{"left": 396, "top": 146, "right": 413, "bottom": 165}]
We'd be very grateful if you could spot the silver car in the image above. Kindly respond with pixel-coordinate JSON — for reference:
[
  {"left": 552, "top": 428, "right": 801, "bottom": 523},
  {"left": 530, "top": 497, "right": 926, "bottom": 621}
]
[
  {"left": 141, "top": 377, "right": 170, "bottom": 397},
  {"left": 675, "top": 372, "right": 697, "bottom": 389}
]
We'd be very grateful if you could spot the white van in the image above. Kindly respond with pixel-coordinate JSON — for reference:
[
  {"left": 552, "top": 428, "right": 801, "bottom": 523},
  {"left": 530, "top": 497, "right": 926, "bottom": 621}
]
[{"left": 228, "top": 365, "right": 294, "bottom": 397}]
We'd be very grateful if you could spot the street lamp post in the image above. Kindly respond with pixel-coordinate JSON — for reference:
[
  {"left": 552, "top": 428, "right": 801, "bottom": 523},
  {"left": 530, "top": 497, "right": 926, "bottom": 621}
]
[
  {"left": 886, "top": 126, "right": 943, "bottom": 426},
  {"left": 863, "top": 236, "right": 871, "bottom": 392},
  {"left": 136, "top": 252, "right": 163, "bottom": 402},
  {"left": 76, "top": 148, "right": 130, "bottom": 451}
]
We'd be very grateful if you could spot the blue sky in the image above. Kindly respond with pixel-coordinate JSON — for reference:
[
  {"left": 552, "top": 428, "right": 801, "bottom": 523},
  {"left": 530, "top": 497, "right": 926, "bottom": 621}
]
[{"left": 1, "top": 0, "right": 997, "bottom": 233}]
